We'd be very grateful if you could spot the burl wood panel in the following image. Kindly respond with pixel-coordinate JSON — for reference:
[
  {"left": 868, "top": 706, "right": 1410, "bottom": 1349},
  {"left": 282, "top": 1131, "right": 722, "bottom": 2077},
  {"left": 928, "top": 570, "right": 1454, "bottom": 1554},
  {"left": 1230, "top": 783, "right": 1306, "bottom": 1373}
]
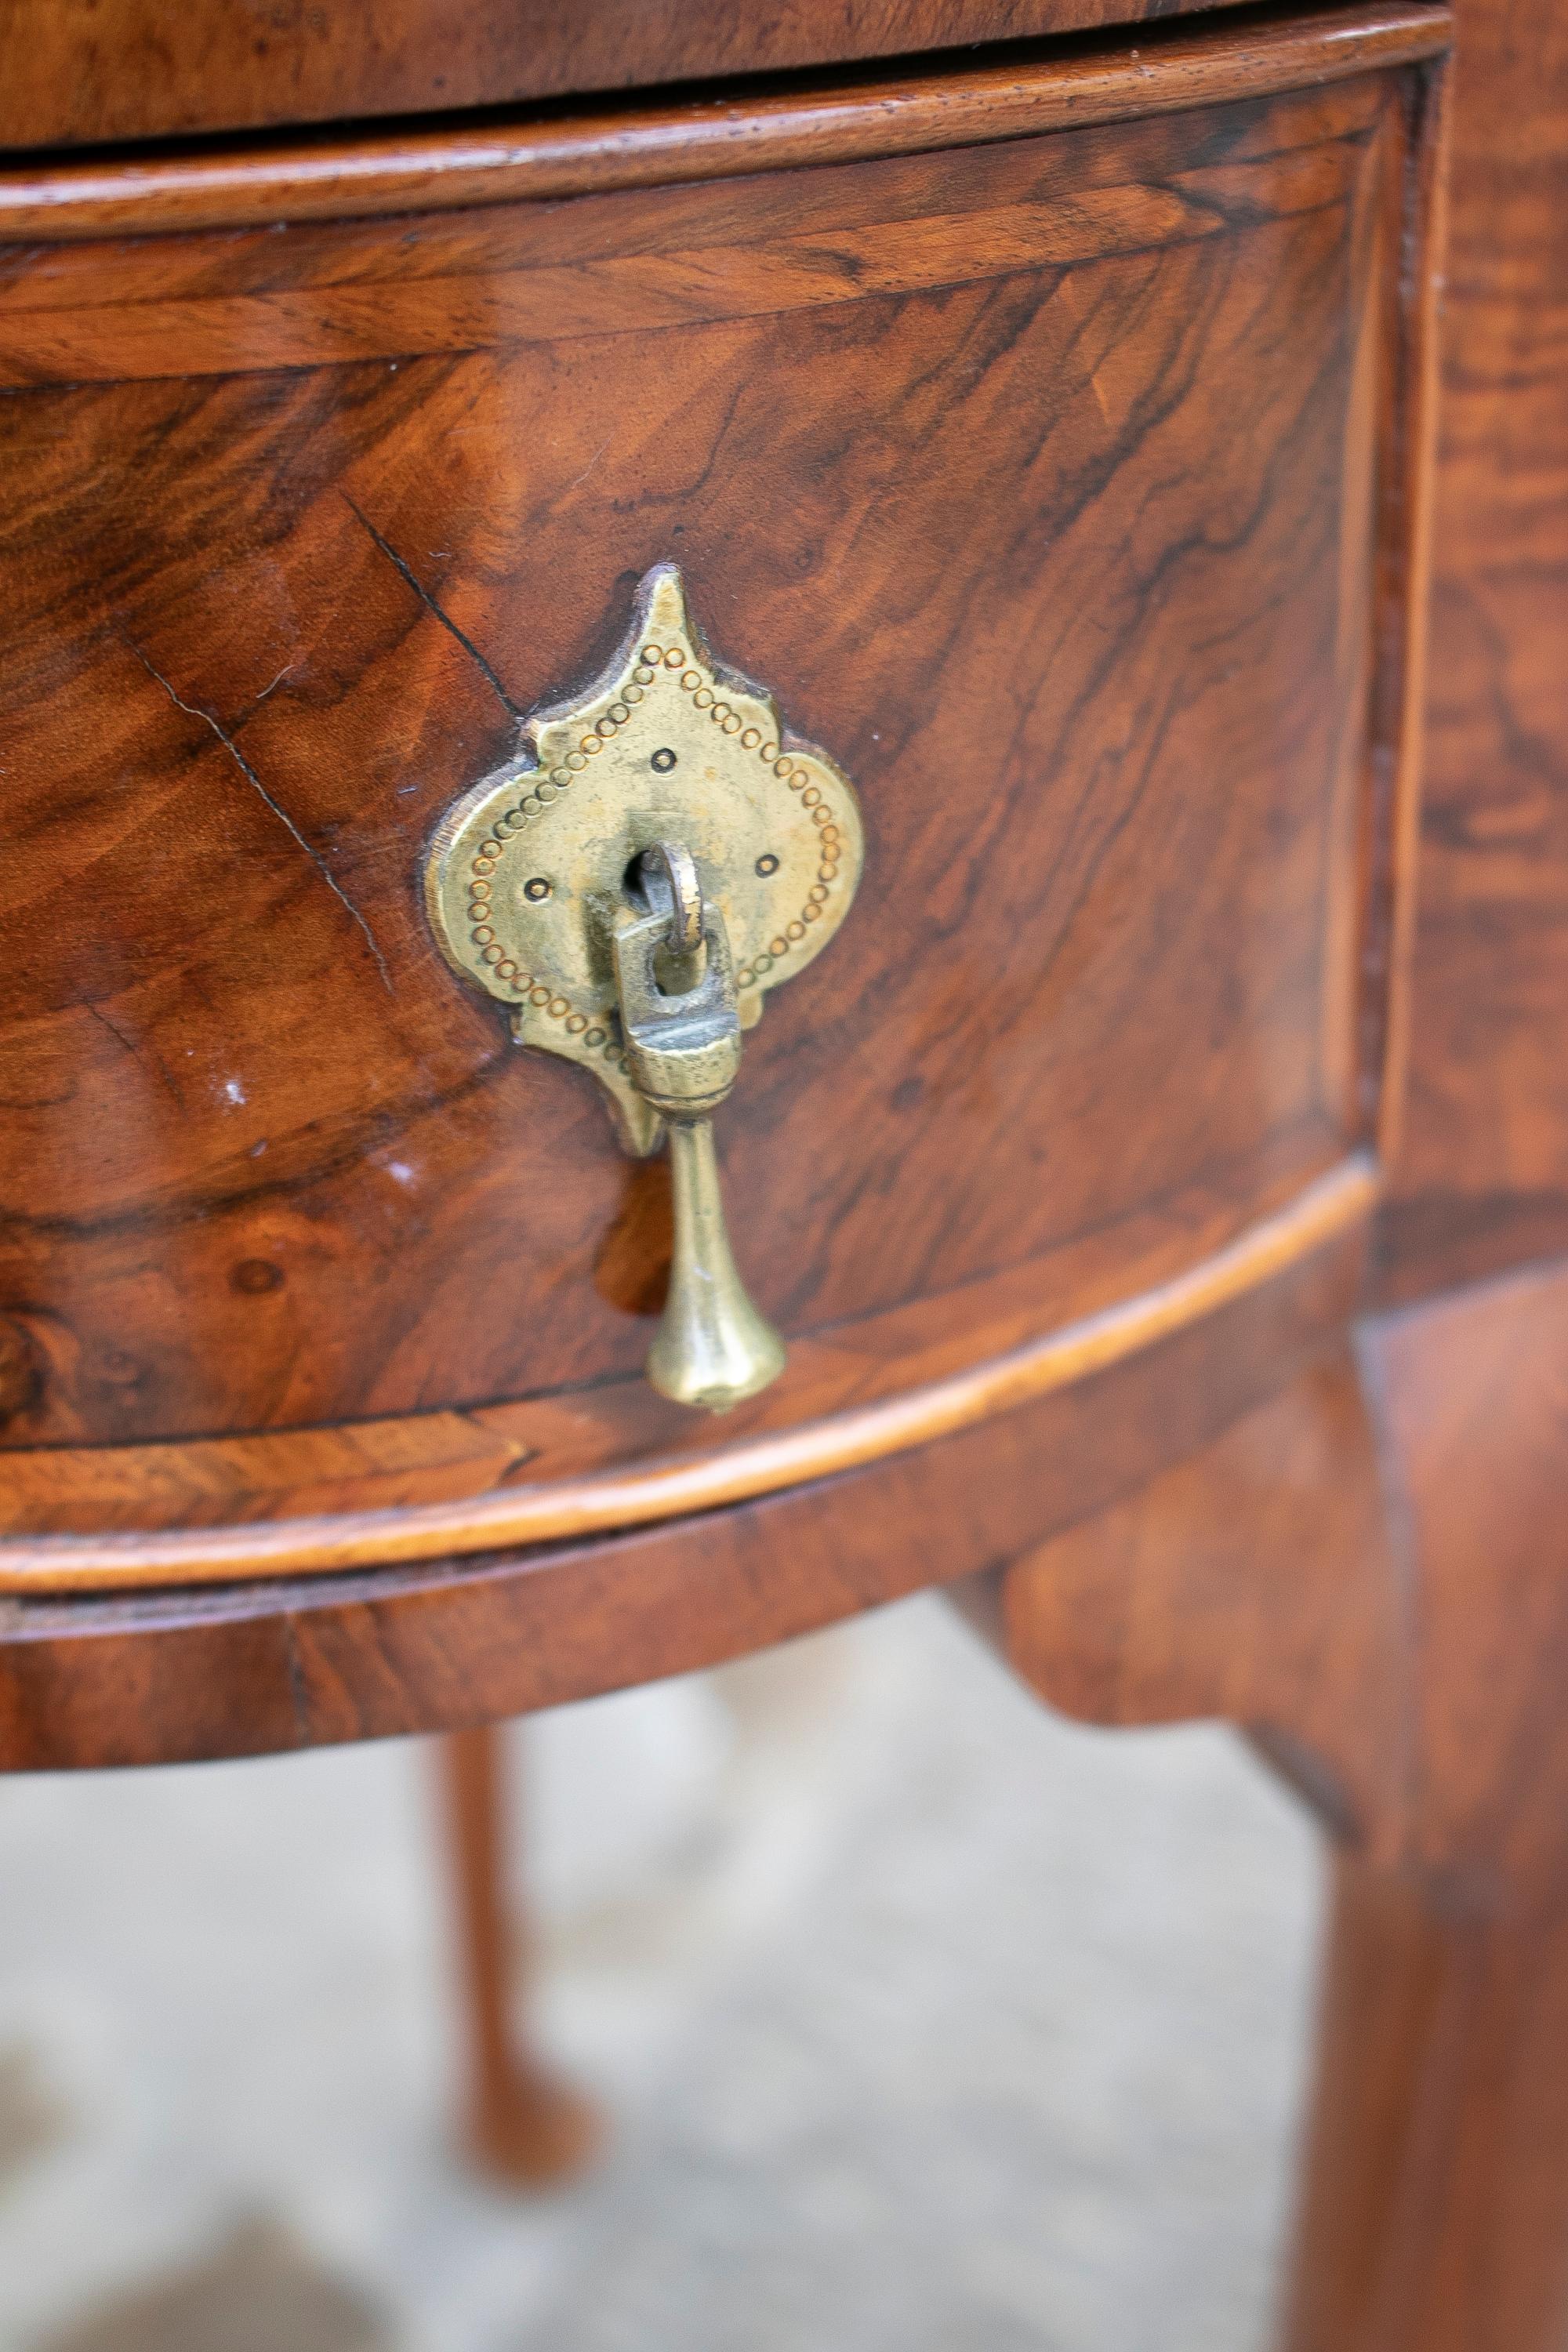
[
  {"left": 0, "top": 1208, "right": 1366, "bottom": 1769},
  {"left": 0, "top": 0, "right": 1256, "bottom": 151},
  {"left": 0, "top": 80, "right": 1412, "bottom": 1494},
  {"left": 0, "top": 1161, "right": 1373, "bottom": 1571},
  {"left": 1380, "top": 0, "right": 1568, "bottom": 1299}
]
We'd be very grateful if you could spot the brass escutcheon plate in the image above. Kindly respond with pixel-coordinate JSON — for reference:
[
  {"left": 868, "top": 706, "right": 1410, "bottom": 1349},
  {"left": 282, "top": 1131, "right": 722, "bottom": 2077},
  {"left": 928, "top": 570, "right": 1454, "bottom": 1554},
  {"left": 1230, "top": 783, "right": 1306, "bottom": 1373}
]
[{"left": 425, "top": 565, "right": 865, "bottom": 1152}]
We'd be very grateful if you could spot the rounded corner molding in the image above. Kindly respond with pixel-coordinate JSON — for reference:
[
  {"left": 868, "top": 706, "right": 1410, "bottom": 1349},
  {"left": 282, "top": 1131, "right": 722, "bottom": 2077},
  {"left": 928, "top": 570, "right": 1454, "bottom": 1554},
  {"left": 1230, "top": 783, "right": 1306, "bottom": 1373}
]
[
  {"left": 0, "top": 6, "right": 1453, "bottom": 245},
  {"left": 0, "top": 1155, "right": 1378, "bottom": 1595}
]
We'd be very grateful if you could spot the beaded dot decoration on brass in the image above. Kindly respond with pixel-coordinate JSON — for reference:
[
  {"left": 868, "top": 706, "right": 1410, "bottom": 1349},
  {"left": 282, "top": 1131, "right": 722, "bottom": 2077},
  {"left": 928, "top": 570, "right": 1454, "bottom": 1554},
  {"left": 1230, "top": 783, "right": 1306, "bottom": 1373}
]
[
  {"left": 639, "top": 637, "right": 846, "bottom": 993},
  {"left": 463, "top": 630, "right": 844, "bottom": 1058},
  {"left": 463, "top": 681, "right": 660, "bottom": 1069}
]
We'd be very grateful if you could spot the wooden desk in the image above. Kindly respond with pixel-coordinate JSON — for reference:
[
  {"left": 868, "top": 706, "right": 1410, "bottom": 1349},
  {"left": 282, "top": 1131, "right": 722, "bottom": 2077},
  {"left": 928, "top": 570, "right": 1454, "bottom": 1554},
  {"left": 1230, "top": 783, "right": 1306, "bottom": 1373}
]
[{"left": 0, "top": 0, "right": 1563, "bottom": 2339}]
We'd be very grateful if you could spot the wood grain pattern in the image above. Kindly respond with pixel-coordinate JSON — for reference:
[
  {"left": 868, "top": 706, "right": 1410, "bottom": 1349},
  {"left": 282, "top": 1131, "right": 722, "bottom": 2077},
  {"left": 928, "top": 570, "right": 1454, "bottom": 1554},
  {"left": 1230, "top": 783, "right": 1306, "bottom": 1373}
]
[
  {"left": 1378, "top": 0, "right": 1568, "bottom": 1300},
  {"left": 0, "top": 0, "right": 1265, "bottom": 152},
  {"left": 0, "top": 1204, "right": 1366, "bottom": 1769},
  {"left": 0, "top": 78, "right": 1394, "bottom": 383},
  {"left": 0, "top": 5, "right": 1559, "bottom": 2336},
  {"left": 1282, "top": 1849, "right": 1568, "bottom": 2352},
  {"left": 1363, "top": 46, "right": 1448, "bottom": 1173},
  {"left": 992, "top": 1242, "right": 1568, "bottom": 2343},
  {"left": 0, "top": 1156, "right": 1374, "bottom": 1583},
  {"left": 988, "top": 1350, "right": 1408, "bottom": 1853},
  {"left": 0, "top": 78, "right": 1424, "bottom": 1517},
  {"left": 0, "top": 4, "right": 1449, "bottom": 243},
  {"left": 0, "top": 1156, "right": 1344, "bottom": 1535},
  {"left": 990, "top": 1249, "right": 1568, "bottom": 2352},
  {"left": 0, "top": 1152, "right": 1359, "bottom": 1544},
  {"left": 1282, "top": 1258, "right": 1568, "bottom": 2352}
]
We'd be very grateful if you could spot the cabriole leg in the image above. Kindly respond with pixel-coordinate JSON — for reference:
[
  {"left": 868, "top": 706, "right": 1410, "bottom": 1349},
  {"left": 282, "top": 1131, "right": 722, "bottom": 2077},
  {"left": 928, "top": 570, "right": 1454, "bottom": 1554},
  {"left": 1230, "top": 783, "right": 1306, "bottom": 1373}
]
[{"left": 1281, "top": 1850, "right": 1568, "bottom": 2352}]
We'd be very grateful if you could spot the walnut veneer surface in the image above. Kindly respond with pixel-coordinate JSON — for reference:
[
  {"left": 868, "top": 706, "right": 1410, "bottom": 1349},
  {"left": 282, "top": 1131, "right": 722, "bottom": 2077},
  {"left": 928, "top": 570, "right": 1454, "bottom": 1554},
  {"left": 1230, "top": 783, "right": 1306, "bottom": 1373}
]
[
  {"left": 4, "top": 0, "right": 1568, "bottom": 2339},
  {"left": 0, "top": 11, "right": 1442, "bottom": 1569},
  {"left": 0, "top": 86, "right": 1379, "bottom": 1434},
  {"left": 0, "top": 0, "right": 1261, "bottom": 150},
  {"left": 1378, "top": 0, "right": 1568, "bottom": 1300}
]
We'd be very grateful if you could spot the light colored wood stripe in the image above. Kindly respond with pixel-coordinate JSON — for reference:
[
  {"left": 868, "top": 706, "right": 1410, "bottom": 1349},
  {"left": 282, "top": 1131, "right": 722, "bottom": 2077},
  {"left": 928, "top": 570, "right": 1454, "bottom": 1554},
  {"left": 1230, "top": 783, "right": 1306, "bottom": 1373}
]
[
  {"left": 0, "top": 1155, "right": 1377, "bottom": 1594},
  {"left": 0, "top": 5, "right": 1450, "bottom": 245}
]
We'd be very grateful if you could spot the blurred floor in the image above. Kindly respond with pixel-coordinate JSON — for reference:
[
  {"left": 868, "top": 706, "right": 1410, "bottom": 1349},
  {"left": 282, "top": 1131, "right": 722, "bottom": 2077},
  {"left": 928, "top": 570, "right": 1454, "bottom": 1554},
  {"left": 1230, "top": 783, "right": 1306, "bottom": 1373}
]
[{"left": 0, "top": 1595, "right": 1323, "bottom": 2352}]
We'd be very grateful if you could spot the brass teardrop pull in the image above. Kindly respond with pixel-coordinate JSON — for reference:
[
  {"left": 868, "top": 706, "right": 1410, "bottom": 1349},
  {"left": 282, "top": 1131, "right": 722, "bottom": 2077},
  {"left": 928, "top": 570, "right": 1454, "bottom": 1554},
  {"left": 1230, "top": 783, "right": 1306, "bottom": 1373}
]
[
  {"left": 423, "top": 564, "right": 864, "bottom": 1410},
  {"left": 612, "top": 844, "right": 785, "bottom": 1410}
]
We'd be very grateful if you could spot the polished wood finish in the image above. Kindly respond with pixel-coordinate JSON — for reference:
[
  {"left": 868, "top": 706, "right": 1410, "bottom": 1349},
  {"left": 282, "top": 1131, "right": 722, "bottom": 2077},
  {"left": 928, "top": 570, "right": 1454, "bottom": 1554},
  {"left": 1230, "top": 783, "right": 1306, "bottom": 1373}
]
[
  {"left": 0, "top": 1208, "right": 1365, "bottom": 1769},
  {"left": 5, "top": 2, "right": 1566, "bottom": 2340},
  {"left": 1379, "top": 0, "right": 1568, "bottom": 1301},
  {"left": 0, "top": 1157, "right": 1369, "bottom": 1552},
  {"left": 0, "top": 57, "right": 1436, "bottom": 1589},
  {"left": 0, "top": 4, "right": 1447, "bottom": 242},
  {"left": 1283, "top": 1264, "right": 1568, "bottom": 2352},
  {"left": 985, "top": 1352, "right": 1407, "bottom": 1855},
  {"left": 0, "top": 1157, "right": 1372, "bottom": 1584},
  {"left": 1284, "top": 1858, "right": 1568, "bottom": 2352},
  {"left": 435, "top": 1726, "right": 599, "bottom": 2187},
  {"left": 0, "top": 71, "right": 1428, "bottom": 383},
  {"left": 991, "top": 1251, "right": 1568, "bottom": 2352},
  {"left": 0, "top": 0, "right": 1264, "bottom": 152}
]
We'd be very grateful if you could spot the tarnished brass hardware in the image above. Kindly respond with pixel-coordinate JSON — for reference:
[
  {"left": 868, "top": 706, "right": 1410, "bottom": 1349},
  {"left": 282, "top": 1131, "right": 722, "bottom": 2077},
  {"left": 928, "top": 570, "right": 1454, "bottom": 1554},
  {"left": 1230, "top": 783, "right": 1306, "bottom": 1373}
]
[
  {"left": 612, "top": 844, "right": 785, "bottom": 1408},
  {"left": 423, "top": 563, "right": 864, "bottom": 1406},
  {"left": 613, "top": 844, "right": 740, "bottom": 1120},
  {"left": 424, "top": 565, "right": 864, "bottom": 1149},
  {"left": 653, "top": 1120, "right": 786, "bottom": 1409},
  {"left": 638, "top": 840, "right": 703, "bottom": 962}
]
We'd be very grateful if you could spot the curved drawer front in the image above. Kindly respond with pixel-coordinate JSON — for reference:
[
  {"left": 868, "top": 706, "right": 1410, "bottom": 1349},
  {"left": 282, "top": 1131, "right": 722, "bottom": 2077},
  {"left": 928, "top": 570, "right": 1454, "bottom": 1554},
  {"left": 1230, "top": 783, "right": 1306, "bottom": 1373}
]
[
  {"left": 0, "top": 0, "right": 1261, "bottom": 150},
  {"left": 0, "top": 15, "right": 1445, "bottom": 1563}
]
